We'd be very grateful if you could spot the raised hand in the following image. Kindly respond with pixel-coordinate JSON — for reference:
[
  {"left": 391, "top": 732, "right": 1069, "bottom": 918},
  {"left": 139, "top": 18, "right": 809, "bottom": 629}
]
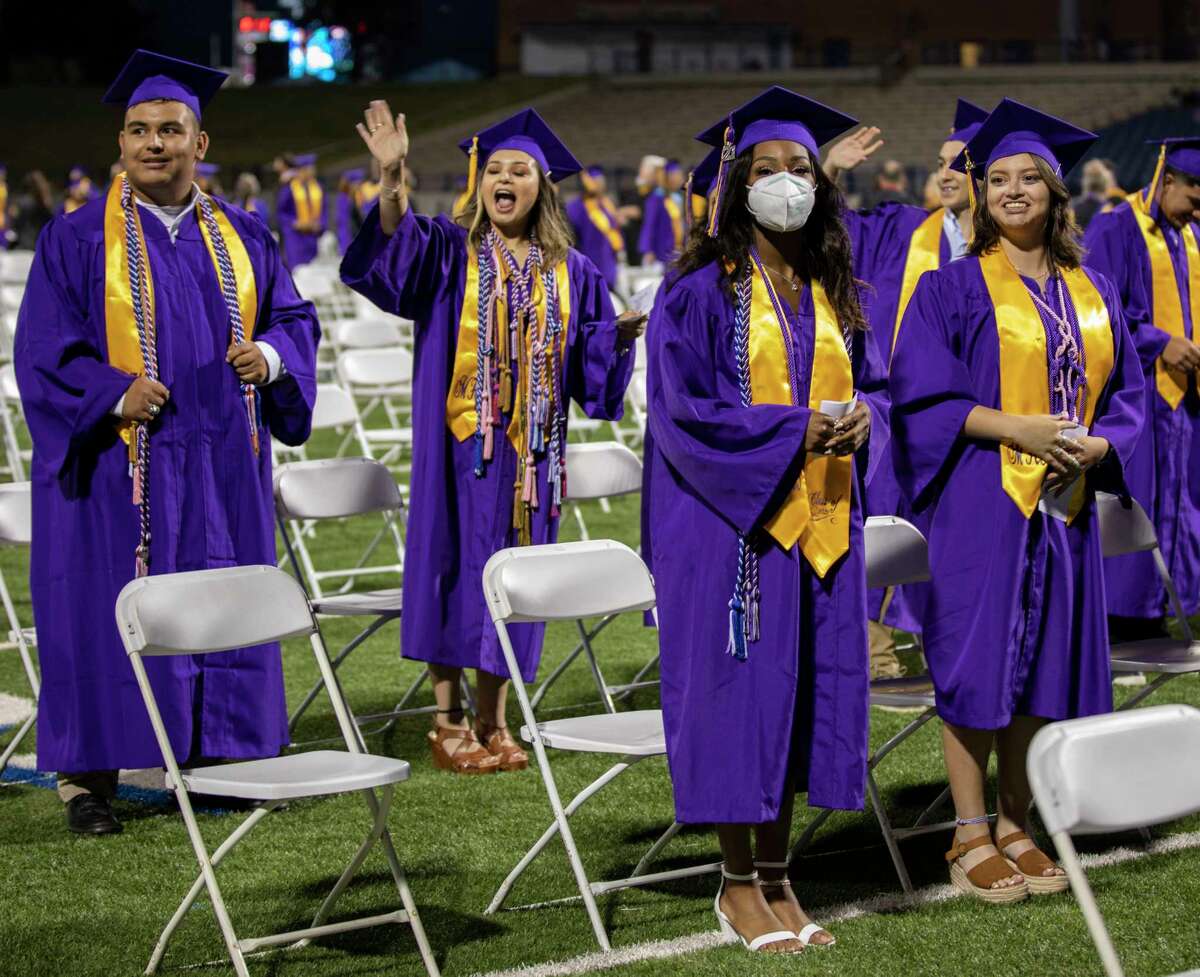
[
  {"left": 356, "top": 100, "right": 408, "bottom": 175},
  {"left": 823, "top": 126, "right": 884, "bottom": 180}
]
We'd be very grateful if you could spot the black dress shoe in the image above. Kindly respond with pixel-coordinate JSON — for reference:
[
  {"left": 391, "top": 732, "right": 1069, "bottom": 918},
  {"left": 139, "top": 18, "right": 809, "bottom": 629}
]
[{"left": 65, "top": 794, "right": 123, "bottom": 835}]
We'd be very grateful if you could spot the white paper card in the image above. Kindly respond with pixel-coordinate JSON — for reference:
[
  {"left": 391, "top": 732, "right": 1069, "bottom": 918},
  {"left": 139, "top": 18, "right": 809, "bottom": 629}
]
[
  {"left": 628, "top": 282, "right": 661, "bottom": 317},
  {"left": 1037, "top": 424, "right": 1088, "bottom": 522},
  {"left": 818, "top": 395, "right": 858, "bottom": 420}
]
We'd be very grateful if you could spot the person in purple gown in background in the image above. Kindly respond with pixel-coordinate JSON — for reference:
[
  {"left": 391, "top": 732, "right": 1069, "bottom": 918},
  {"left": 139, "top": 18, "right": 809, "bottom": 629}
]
[
  {"left": 638, "top": 159, "right": 686, "bottom": 266},
  {"left": 565, "top": 165, "right": 626, "bottom": 292},
  {"left": 341, "top": 101, "right": 645, "bottom": 776},
  {"left": 648, "top": 86, "right": 890, "bottom": 955},
  {"left": 890, "top": 99, "right": 1144, "bottom": 902},
  {"left": 335, "top": 167, "right": 365, "bottom": 254},
  {"left": 276, "top": 152, "right": 324, "bottom": 270},
  {"left": 14, "top": 49, "right": 320, "bottom": 836},
  {"left": 1084, "top": 138, "right": 1200, "bottom": 640},
  {"left": 195, "top": 160, "right": 221, "bottom": 197}
]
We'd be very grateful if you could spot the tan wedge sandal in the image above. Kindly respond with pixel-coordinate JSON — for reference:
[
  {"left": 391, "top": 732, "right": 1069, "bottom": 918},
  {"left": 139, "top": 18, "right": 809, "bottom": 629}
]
[
  {"left": 946, "top": 834, "right": 1030, "bottom": 904},
  {"left": 996, "top": 830, "right": 1070, "bottom": 895}
]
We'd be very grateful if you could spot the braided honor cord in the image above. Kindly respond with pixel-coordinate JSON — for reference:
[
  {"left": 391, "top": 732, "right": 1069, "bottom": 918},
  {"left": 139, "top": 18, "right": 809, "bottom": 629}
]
[
  {"left": 121, "top": 177, "right": 159, "bottom": 578},
  {"left": 727, "top": 267, "right": 759, "bottom": 660},
  {"left": 197, "top": 192, "right": 260, "bottom": 457},
  {"left": 543, "top": 264, "right": 567, "bottom": 515},
  {"left": 473, "top": 237, "right": 497, "bottom": 475}
]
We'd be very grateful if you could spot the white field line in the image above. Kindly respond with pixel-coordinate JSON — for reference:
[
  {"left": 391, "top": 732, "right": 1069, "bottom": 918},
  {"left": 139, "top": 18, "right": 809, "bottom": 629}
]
[{"left": 469, "top": 830, "right": 1200, "bottom": 977}]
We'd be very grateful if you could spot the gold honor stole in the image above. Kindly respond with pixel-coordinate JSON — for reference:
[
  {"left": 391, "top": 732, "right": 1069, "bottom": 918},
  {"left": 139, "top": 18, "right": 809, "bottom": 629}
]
[
  {"left": 103, "top": 177, "right": 258, "bottom": 448},
  {"left": 446, "top": 244, "right": 571, "bottom": 449},
  {"left": 891, "top": 207, "right": 945, "bottom": 356},
  {"left": 662, "top": 194, "right": 684, "bottom": 252},
  {"left": 583, "top": 198, "right": 624, "bottom": 254},
  {"left": 1127, "top": 193, "right": 1200, "bottom": 409},
  {"left": 355, "top": 180, "right": 381, "bottom": 212},
  {"left": 290, "top": 177, "right": 323, "bottom": 230},
  {"left": 978, "top": 248, "right": 1113, "bottom": 523},
  {"left": 746, "top": 264, "right": 853, "bottom": 578},
  {"left": 0, "top": 183, "right": 6, "bottom": 233}
]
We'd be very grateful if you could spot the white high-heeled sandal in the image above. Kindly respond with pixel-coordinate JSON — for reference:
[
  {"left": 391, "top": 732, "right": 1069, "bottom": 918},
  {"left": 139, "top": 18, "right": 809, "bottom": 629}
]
[
  {"left": 755, "top": 860, "right": 836, "bottom": 947},
  {"left": 714, "top": 867, "right": 801, "bottom": 953}
]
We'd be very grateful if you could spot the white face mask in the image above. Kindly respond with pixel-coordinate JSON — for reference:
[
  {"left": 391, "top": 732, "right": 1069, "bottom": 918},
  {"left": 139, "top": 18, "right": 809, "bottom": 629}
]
[{"left": 745, "top": 171, "right": 816, "bottom": 233}]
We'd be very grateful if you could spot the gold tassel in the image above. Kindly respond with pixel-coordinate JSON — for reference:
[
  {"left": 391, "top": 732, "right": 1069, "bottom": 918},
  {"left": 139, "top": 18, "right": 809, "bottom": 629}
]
[{"left": 453, "top": 135, "right": 479, "bottom": 219}]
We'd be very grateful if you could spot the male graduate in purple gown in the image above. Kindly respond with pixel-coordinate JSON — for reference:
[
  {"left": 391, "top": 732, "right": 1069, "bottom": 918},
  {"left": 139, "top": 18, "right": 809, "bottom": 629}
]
[
  {"left": 341, "top": 102, "right": 642, "bottom": 775},
  {"left": 276, "top": 152, "right": 325, "bottom": 270},
  {"left": 822, "top": 99, "right": 988, "bottom": 664},
  {"left": 14, "top": 50, "right": 320, "bottom": 835},
  {"left": 564, "top": 165, "right": 626, "bottom": 291},
  {"left": 648, "top": 87, "right": 888, "bottom": 951},
  {"left": 890, "top": 100, "right": 1143, "bottom": 898},
  {"left": 637, "top": 159, "right": 685, "bottom": 266},
  {"left": 1085, "top": 138, "right": 1200, "bottom": 638}
]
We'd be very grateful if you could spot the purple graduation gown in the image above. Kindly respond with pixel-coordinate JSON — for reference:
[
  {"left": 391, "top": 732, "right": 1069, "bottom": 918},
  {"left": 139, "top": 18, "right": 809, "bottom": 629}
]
[
  {"left": 565, "top": 196, "right": 620, "bottom": 291},
  {"left": 1085, "top": 200, "right": 1200, "bottom": 618},
  {"left": 647, "top": 262, "right": 890, "bottom": 823},
  {"left": 340, "top": 209, "right": 634, "bottom": 681},
  {"left": 637, "top": 189, "right": 680, "bottom": 265},
  {"left": 15, "top": 197, "right": 320, "bottom": 772},
  {"left": 276, "top": 181, "right": 326, "bottom": 271},
  {"left": 889, "top": 257, "right": 1144, "bottom": 729},
  {"left": 844, "top": 203, "right": 956, "bottom": 633}
]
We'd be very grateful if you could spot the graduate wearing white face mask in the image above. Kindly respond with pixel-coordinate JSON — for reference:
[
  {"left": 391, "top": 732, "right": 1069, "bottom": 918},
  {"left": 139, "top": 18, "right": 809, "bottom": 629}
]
[{"left": 645, "top": 86, "right": 891, "bottom": 956}]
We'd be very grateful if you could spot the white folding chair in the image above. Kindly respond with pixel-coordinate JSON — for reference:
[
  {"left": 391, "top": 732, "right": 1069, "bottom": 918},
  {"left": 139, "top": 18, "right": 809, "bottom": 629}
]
[
  {"left": 275, "top": 458, "right": 406, "bottom": 738},
  {"left": 0, "top": 482, "right": 37, "bottom": 777},
  {"left": 337, "top": 347, "right": 414, "bottom": 472},
  {"left": 791, "top": 516, "right": 943, "bottom": 894},
  {"left": 336, "top": 316, "right": 405, "bottom": 351},
  {"left": 481, "top": 540, "right": 713, "bottom": 952},
  {"left": 115, "top": 564, "right": 439, "bottom": 977},
  {"left": 0, "top": 363, "right": 28, "bottom": 481},
  {"left": 0, "top": 249, "right": 34, "bottom": 286},
  {"left": 1095, "top": 492, "right": 1200, "bottom": 708},
  {"left": 1028, "top": 705, "right": 1200, "bottom": 977},
  {"left": 531, "top": 443, "right": 658, "bottom": 714}
]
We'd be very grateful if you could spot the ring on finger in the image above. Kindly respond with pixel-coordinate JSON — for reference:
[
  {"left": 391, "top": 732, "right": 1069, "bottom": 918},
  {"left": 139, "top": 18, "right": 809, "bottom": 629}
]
[{"left": 147, "top": 403, "right": 160, "bottom": 417}]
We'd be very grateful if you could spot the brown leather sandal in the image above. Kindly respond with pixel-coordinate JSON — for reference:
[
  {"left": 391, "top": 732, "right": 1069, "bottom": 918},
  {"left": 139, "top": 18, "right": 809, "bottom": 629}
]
[
  {"left": 946, "top": 834, "right": 1029, "bottom": 904},
  {"left": 474, "top": 722, "right": 529, "bottom": 772},
  {"left": 996, "top": 830, "right": 1070, "bottom": 895},
  {"left": 427, "top": 725, "right": 501, "bottom": 775}
]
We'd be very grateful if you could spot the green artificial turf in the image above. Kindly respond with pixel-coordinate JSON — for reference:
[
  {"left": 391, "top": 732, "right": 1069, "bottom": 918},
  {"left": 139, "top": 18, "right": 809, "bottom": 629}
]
[{"left": 1, "top": 410, "right": 1199, "bottom": 977}]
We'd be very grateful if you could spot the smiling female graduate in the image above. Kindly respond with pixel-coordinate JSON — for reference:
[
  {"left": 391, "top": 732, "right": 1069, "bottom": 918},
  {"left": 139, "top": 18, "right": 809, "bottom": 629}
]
[
  {"left": 341, "top": 102, "right": 645, "bottom": 776},
  {"left": 13, "top": 49, "right": 320, "bottom": 835},
  {"left": 645, "top": 86, "right": 890, "bottom": 954},
  {"left": 889, "top": 99, "right": 1145, "bottom": 901}
]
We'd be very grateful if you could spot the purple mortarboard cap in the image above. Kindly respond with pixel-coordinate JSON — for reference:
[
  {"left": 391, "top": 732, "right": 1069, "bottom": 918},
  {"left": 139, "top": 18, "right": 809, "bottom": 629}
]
[
  {"left": 196, "top": 162, "right": 220, "bottom": 177},
  {"left": 341, "top": 168, "right": 366, "bottom": 183},
  {"left": 948, "top": 98, "right": 988, "bottom": 145},
  {"left": 292, "top": 153, "right": 318, "bottom": 167},
  {"left": 951, "top": 98, "right": 1096, "bottom": 178},
  {"left": 690, "top": 148, "right": 721, "bottom": 197},
  {"left": 68, "top": 165, "right": 89, "bottom": 181},
  {"left": 1151, "top": 137, "right": 1200, "bottom": 180},
  {"left": 457, "top": 109, "right": 581, "bottom": 183},
  {"left": 664, "top": 159, "right": 682, "bottom": 174},
  {"left": 696, "top": 85, "right": 857, "bottom": 161},
  {"left": 102, "top": 49, "right": 227, "bottom": 121},
  {"left": 580, "top": 165, "right": 605, "bottom": 192}
]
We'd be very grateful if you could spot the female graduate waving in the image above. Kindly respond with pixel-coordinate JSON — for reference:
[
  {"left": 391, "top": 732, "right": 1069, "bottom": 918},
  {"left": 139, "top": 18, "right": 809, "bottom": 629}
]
[
  {"left": 341, "top": 103, "right": 644, "bottom": 776},
  {"left": 646, "top": 87, "right": 890, "bottom": 954},
  {"left": 890, "top": 100, "right": 1144, "bottom": 902}
]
